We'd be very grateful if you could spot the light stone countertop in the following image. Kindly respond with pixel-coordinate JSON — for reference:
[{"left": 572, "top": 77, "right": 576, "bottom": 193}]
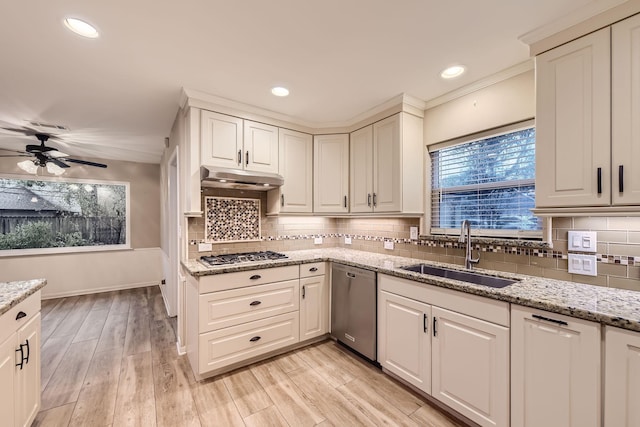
[
  {"left": 182, "top": 248, "right": 640, "bottom": 333},
  {"left": 0, "top": 279, "right": 47, "bottom": 316}
]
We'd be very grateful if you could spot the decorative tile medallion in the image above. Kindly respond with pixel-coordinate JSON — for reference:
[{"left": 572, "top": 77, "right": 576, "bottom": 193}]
[{"left": 204, "top": 196, "right": 261, "bottom": 243}]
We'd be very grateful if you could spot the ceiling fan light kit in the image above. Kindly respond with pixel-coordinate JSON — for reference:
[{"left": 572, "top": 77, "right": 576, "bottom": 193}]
[{"left": 17, "top": 160, "right": 39, "bottom": 174}]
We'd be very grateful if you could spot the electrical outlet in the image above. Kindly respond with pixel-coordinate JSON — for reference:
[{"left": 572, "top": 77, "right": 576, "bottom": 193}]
[
  {"left": 314, "top": 237, "right": 323, "bottom": 245},
  {"left": 410, "top": 226, "right": 419, "bottom": 240},
  {"left": 344, "top": 236, "right": 352, "bottom": 245},
  {"left": 384, "top": 240, "right": 394, "bottom": 250},
  {"left": 198, "top": 242, "right": 212, "bottom": 252}
]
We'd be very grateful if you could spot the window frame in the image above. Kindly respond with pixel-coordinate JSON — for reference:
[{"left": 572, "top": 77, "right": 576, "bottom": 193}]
[
  {"left": 0, "top": 173, "right": 132, "bottom": 256},
  {"left": 428, "top": 120, "right": 541, "bottom": 240}
]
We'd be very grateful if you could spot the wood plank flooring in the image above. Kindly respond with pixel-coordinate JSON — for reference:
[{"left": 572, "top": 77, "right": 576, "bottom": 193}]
[{"left": 34, "top": 286, "right": 468, "bottom": 427}]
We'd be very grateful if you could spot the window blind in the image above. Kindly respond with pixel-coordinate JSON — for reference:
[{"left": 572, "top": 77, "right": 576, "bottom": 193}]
[{"left": 430, "top": 125, "right": 540, "bottom": 238}]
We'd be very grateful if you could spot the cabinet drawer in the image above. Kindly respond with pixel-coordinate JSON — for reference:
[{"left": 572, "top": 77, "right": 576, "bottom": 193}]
[
  {"left": 199, "top": 279, "right": 299, "bottom": 332},
  {"left": 199, "top": 265, "right": 299, "bottom": 293},
  {"left": 300, "top": 262, "right": 326, "bottom": 278},
  {"left": 0, "top": 291, "right": 41, "bottom": 344},
  {"left": 198, "top": 312, "right": 299, "bottom": 374}
]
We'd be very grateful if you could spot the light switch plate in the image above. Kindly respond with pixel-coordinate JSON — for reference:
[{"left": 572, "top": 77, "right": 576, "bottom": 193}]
[
  {"left": 198, "top": 242, "right": 212, "bottom": 252},
  {"left": 568, "top": 253, "right": 597, "bottom": 276},
  {"left": 384, "top": 240, "right": 394, "bottom": 250},
  {"left": 568, "top": 231, "right": 597, "bottom": 253},
  {"left": 344, "top": 236, "right": 352, "bottom": 245},
  {"left": 314, "top": 237, "right": 323, "bottom": 245},
  {"left": 410, "top": 227, "right": 419, "bottom": 240}
]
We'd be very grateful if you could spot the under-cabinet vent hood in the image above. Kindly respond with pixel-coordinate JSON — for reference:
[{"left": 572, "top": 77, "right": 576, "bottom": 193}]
[{"left": 200, "top": 166, "right": 284, "bottom": 191}]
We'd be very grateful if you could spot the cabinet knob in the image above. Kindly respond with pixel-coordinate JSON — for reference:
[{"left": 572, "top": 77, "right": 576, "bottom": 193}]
[{"left": 15, "top": 311, "right": 26, "bottom": 321}]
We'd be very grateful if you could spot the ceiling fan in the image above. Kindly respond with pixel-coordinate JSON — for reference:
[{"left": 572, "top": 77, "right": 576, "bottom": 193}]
[{"left": 0, "top": 131, "right": 107, "bottom": 175}]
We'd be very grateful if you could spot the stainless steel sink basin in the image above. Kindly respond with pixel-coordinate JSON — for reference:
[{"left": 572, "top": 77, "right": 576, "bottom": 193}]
[{"left": 400, "top": 264, "right": 518, "bottom": 288}]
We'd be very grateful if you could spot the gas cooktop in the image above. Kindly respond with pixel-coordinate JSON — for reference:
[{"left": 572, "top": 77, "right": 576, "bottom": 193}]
[{"left": 200, "top": 250, "right": 288, "bottom": 267}]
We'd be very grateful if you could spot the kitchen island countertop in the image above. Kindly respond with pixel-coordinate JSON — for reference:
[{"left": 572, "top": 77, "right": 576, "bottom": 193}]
[
  {"left": 0, "top": 278, "right": 47, "bottom": 316},
  {"left": 182, "top": 248, "right": 640, "bottom": 333}
]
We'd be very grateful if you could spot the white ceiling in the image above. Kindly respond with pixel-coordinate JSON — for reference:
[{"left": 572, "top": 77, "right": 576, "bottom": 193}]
[{"left": 0, "top": 0, "right": 614, "bottom": 164}]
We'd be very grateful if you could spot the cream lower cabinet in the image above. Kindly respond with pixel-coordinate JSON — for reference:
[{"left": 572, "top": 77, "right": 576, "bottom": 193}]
[
  {"left": 300, "top": 262, "right": 328, "bottom": 341},
  {"left": 604, "top": 326, "right": 640, "bottom": 427},
  {"left": 378, "top": 274, "right": 509, "bottom": 427},
  {"left": 378, "top": 290, "right": 431, "bottom": 394},
  {"left": 0, "top": 291, "right": 41, "bottom": 427},
  {"left": 511, "top": 305, "right": 601, "bottom": 427}
]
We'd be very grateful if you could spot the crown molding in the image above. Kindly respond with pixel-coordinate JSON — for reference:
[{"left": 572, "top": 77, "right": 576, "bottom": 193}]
[{"left": 423, "top": 60, "right": 534, "bottom": 110}]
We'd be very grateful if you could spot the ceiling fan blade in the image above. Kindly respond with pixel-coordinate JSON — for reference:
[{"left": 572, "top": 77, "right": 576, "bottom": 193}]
[
  {"left": 0, "top": 154, "right": 32, "bottom": 158},
  {"left": 0, "top": 147, "right": 30, "bottom": 154},
  {"left": 48, "top": 150, "right": 69, "bottom": 158},
  {"left": 50, "top": 158, "right": 71, "bottom": 169},
  {"left": 65, "top": 158, "right": 108, "bottom": 168}
]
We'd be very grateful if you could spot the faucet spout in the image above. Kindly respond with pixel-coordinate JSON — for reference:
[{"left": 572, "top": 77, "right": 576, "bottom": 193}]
[{"left": 459, "top": 220, "right": 480, "bottom": 269}]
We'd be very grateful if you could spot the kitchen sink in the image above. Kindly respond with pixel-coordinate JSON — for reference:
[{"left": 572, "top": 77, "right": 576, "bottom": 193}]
[{"left": 399, "top": 264, "right": 518, "bottom": 288}]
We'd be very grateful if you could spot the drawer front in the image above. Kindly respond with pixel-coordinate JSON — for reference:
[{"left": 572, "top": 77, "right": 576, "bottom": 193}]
[
  {"left": 300, "top": 262, "right": 326, "bottom": 278},
  {"left": 199, "top": 312, "right": 299, "bottom": 373},
  {"left": 199, "top": 265, "right": 299, "bottom": 293},
  {"left": 199, "top": 279, "right": 300, "bottom": 332},
  {"left": 0, "top": 291, "right": 41, "bottom": 344}
]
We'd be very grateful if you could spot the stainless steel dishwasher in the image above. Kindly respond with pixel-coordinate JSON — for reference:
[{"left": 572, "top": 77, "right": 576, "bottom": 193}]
[{"left": 330, "top": 263, "right": 377, "bottom": 362}]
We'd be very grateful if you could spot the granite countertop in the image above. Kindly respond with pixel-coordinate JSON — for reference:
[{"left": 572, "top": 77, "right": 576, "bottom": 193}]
[
  {"left": 0, "top": 279, "right": 47, "bottom": 317},
  {"left": 182, "top": 248, "right": 640, "bottom": 333}
]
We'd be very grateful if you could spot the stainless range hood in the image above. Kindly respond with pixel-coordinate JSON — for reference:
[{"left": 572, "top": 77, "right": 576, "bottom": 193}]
[{"left": 200, "top": 166, "right": 284, "bottom": 191}]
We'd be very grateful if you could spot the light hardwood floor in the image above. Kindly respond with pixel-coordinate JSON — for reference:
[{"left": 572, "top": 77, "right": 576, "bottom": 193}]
[{"left": 34, "top": 286, "right": 468, "bottom": 427}]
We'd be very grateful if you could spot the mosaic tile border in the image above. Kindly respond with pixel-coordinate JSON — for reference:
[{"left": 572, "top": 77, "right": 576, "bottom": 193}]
[{"left": 189, "top": 233, "right": 640, "bottom": 267}]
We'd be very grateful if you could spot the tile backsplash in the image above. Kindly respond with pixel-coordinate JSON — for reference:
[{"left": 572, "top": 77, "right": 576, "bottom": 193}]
[{"left": 188, "top": 191, "right": 640, "bottom": 292}]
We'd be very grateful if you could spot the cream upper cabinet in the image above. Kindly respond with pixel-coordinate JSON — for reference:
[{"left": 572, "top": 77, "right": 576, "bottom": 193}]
[
  {"left": 350, "top": 125, "right": 374, "bottom": 213},
  {"left": 200, "top": 111, "right": 278, "bottom": 173},
  {"left": 511, "top": 305, "right": 601, "bottom": 427},
  {"left": 243, "top": 120, "right": 279, "bottom": 174},
  {"left": 349, "top": 113, "right": 424, "bottom": 214},
  {"left": 200, "top": 110, "right": 244, "bottom": 169},
  {"left": 378, "top": 290, "right": 431, "bottom": 394},
  {"left": 314, "top": 134, "right": 349, "bottom": 213},
  {"left": 604, "top": 326, "right": 640, "bottom": 427},
  {"left": 277, "top": 128, "right": 313, "bottom": 213},
  {"left": 431, "top": 306, "right": 509, "bottom": 427},
  {"left": 612, "top": 14, "right": 640, "bottom": 205},
  {"left": 535, "top": 27, "right": 611, "bottom": 208}
]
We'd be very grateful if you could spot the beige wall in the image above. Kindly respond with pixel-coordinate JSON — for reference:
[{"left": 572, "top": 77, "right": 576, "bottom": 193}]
[
  {"left": 424, "top": 70, "right": 535, "bottom": 146},
  {"left": 0, "top": 156, "right": 162, "bottom": 297}
]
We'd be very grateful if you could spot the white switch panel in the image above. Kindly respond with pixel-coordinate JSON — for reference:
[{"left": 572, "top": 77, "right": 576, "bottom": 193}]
[
  {"left": 384, "top": 240, "right": 395, "bottom": 250},
  {"left": 344, "top": 236, "right": 352, "bottom": 245},
  {"left": 314, "top": 237, "right": 323, "bottom": 245},
  {"left": 198, "top": 242, "right": 212, "bottom": 252},
  {"left": 568, "top": 253, "right": 597, "bottom": 276},
  {"left": 568, "top": 231, "right": 597, "bottom": 253},
  {"left": 410, "top": 227, "right": 419, "bottom": 240}
]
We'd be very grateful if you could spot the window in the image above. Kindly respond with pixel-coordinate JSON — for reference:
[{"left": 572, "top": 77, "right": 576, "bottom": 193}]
[
  {"left": 430, "top": 122, "right": 540, "bottom": 238},
  {"left": 0, "top": 175, "right": 130, "bottom": 255}
]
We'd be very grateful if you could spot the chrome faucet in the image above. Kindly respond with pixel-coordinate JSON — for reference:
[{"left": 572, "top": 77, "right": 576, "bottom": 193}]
[{"left": 459, "top": 220, "right": 480, "bottom": 269}]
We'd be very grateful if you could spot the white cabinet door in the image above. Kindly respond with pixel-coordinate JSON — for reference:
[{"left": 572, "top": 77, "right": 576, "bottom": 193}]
[
  {"left": 244, "top": 120, "right": 279, "bottom": 174},
  {"left": 278, "top": 128, "right": 313, "bottom": 213},
  {"left": 201, "top": 111, "right": 243, "bottom": 169},
  {"left": 511, "top": 305, "right": 601, "bottom": 427},
  {"left": 373, "top": 114, "right": 402, "bottom": 212},
  {"left": 432, "top": 306, "right": 509, "bottom": 427},
  {"left": 350, "top": 125, "right": 374, "bottom": 213},
  {"left": 300, "top": 275, "right": 328, "bottom": 341},
  {"left": 15, "top": 313, "right": 40, "bottom": 427},
  {"left": 535, "top": 28, "right": 611, "bottom": 208},
  {"left": 604, "top": 326, "right": 640, "bottom": 427},
  {"left": 0, "top": 333, "right": 16, "bottom": 427},
  {"left": 313, "top": 134, "right": 349, "bottom": 213},
  {"left": 378, "top": 291, "right": 431, "bottom": 394},
  {"left": 612, "top": 14, "right": 640, "bottom": 205}
]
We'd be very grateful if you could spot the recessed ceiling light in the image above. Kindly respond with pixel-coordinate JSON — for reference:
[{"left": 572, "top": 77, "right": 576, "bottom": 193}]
[
  {"left": 271, "top": 86, "right": 289, "bottom": 97},
  {"left": 440, "top": 65, "right": 465, "bottom": 79},
  {"left": 64, "top": 17, "right": 99, "bottom": 39}
]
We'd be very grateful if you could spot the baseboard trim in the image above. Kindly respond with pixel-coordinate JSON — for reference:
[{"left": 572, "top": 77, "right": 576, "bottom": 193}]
[{"left": 41, "top": 281, "right": 161, "bottom": 299}]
